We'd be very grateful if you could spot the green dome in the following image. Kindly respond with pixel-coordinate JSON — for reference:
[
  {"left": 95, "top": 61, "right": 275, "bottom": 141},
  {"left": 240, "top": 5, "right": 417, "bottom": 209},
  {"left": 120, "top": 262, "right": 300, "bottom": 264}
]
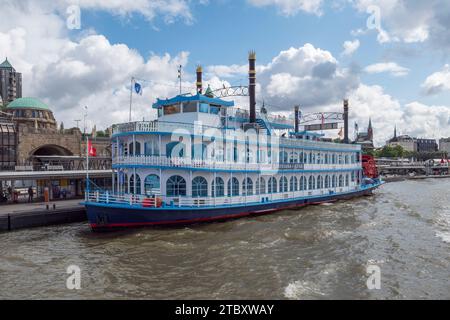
[{"left": 7, "top": 97, "right": 51, "bottom": 111}]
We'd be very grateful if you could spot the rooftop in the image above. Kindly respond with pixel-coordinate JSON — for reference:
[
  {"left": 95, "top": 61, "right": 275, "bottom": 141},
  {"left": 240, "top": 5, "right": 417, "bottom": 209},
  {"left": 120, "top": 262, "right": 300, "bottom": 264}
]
[
  {"left": 7, "top": 97, "right": 51, "bottom": 111},
  {"left": 0, "top": 58, "right": 14, "bottom": 70}
]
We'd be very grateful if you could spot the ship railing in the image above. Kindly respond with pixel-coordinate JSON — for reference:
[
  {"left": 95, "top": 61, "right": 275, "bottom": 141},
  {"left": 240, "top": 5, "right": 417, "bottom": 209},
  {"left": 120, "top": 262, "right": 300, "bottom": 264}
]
[
  {"left": 86, "top": 185, "right": 358, "bottom": 208},
  {"left": 114, "top": 155, "right": 361, "bottom": 171}
]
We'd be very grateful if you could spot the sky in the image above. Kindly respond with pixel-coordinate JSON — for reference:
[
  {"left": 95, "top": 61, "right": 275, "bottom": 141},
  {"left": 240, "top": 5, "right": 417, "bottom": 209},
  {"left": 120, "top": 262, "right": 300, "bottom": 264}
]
[{"left": 1, "top": 0, "right": 450, "bottom": 146}]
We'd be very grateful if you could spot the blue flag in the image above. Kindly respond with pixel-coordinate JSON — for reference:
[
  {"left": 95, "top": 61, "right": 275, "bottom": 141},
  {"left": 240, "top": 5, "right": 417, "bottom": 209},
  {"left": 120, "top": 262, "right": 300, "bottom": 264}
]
[{"left": 134, "top": 82, "right": 143, "bottom": 95}]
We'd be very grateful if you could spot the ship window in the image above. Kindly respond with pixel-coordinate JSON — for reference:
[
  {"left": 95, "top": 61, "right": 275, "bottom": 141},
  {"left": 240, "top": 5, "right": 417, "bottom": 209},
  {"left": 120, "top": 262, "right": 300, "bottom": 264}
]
[
  {"left": 299, "top": 176, "right": 307, "bottom": 191},
  {"left": 145, "top": 138, "right": 160, "bottom": 156},
  {"left": 345, "top": 174, "right": 349, "bottom": 187},
  {"left": 299, "top": 152, "right": 304, "bottom": 164},
  {"left": 332, "top": 175, "right": 337, "bottom": 188},
  {"left": 351, "top": 171, "right": 355, "bottom": 182},
  {"left": 290, "top": 152, "right": 298, "bottom": 163},
  {"left": 308, "top": 176, "right": 315, "bottom": 190},
  {"left": 192, "top": 143, "right": 207, "bottom": 160},
  {"left": 129, "top": 174, "right": 141, "bottom": 195},
  {"left": 163, "top": 104, "right": 181, "bottom": 115},
  {"left": 339, "top": 175, "right": 344, "bottom": 187},
  {"left": 325, "top": 175, "right": 330, "bottom": 188},
  {"left": 144, "top": 175, "right": 160, "bottom": 195},
  {"left": 120, "top": 173, "right": 128, "bottom": 194},
  {"left": 268, "top": 177, "right": 277, "bottom": 194},
  {"left": 317, "top": 176, "right": 323, "bottom": 189},
  {"left": 256, "top": 177, "right": 266, "bottom": 195},
  {"left": 183, "top": 102, "right": 197, "bottom": 113},
  {"left": 192, "top": 176, "right": 208, "bottom": 197},
  {"left": 199, "top": 103, "right": 209, "bottom": 113},
  {"left": 210, "top": 105, "right": 220, "bottom": 115},
  {"left": 167, "top": 175, "right": 186, "bottom": 197},
  {"left": 279, "top": 151, "right": 288, "bottom": 164},
  {"left": 212, "top": 177, "right": 225, "bottom": 197},
  {"left": 158, "top": 109, "right": 163, "bottom": 117},
  {"left": 227, "top": 177, "right": 239, "bottom": 197},
  {"left": 279, "top": 176, "right": 288, "bottom": 193},
  {"left": 242, "top": 178, "right": 253, "bottom": 196},
  {"left": 290, "top": 176, "right": 298, "bottom": 192}
]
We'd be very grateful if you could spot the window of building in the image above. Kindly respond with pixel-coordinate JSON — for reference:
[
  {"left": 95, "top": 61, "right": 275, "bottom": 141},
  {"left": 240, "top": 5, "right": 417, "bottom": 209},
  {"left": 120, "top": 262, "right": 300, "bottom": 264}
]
[
  {"left": 192, "top": 176, "right": 208, "bottom": 197},
  {"left": 242, "top": 177, "right": 253, "bottom": 196},
  {"left": 300, "top": 176, "right": 307, "bottom": 191},
  {"left": 256, "top": 177, "right": 266, "bottom": 195},
  {"left": 129, "top": 174, "right": 141, "bottom": 195},
  {"left": 212, "top": 177, "right": 225, "bottom": 197},
  {"left": 268, "top": 177, "right": 277, "bottom": 194},
  {"left": 183, "top": 102, "right": 197, "bottom": 113},
  {"left": 290, "top": 176, "right": 298, "bottom": 192},
  {"left": 279, "top": 176, "right": 288, "bottom": 193},
  {"left": 163, "top": 104, "right": 181, "bottom": 115},
  {"left": 325, "top": 175, "right": 330, "bottom": 188},
  {"left": 167, "top": 175, "right": 187, "bottom": 197},
  {"left": 144, "top": 175, "right": 160, "bottom": 195},
  {"left": 339, "top": 175, "right": 344, "bottom": 187},
  {"left": 308, "top": 176, "right": 315, "bottom": 190},
  {"left": 227, "top": 177, "right": 239, "bottom": 196}
]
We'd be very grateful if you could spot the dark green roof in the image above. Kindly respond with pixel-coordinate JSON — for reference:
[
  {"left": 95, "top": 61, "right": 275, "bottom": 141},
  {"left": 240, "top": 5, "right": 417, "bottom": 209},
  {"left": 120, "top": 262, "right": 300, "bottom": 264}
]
[
  {"left": 0, "top": 58, "right": 13, "bottom": 69},
  {"left": 7, "top": 97, "right": 50, "bottom": 111}
]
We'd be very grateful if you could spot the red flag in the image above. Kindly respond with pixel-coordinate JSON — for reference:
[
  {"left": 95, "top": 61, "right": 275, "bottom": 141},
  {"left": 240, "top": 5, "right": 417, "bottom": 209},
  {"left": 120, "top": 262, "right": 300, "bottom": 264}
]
[{"left": 88, "top": 140, "right": 97, "bottom": 157}]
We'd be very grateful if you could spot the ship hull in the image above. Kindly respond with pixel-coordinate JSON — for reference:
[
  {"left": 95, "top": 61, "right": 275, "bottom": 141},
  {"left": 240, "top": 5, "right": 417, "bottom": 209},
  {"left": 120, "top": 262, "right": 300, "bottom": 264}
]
[{"left": 85, "top": 183, "right": 382, "bottom": 231}]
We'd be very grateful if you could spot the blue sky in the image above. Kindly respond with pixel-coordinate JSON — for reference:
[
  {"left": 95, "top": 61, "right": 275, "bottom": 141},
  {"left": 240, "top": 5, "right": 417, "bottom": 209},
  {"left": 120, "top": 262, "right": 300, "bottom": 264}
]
[{"left": 1, "top": 0, "right": 450, "bottom": 144}]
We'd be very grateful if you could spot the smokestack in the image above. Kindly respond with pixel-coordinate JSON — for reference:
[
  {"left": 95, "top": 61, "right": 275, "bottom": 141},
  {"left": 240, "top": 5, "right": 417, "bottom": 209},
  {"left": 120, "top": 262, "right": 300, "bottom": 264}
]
[
  {"left": 343, "top": 99, "right": 349, "bottom": 144},
  {"left": 294, "top": 105, "right": 300, "bottom": 133},
  {"left": 196, "top": 65, "right": 203, "bottom": 94},
  {"left": 249, "top": 51, "right": 256, "bottom": 123}
]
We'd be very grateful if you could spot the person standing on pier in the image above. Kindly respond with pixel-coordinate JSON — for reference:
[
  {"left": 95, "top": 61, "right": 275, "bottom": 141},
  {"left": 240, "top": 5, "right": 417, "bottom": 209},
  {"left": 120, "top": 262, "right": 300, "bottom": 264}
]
[{"left": 28, "top": 186, "right": 34, "bottom": 203}]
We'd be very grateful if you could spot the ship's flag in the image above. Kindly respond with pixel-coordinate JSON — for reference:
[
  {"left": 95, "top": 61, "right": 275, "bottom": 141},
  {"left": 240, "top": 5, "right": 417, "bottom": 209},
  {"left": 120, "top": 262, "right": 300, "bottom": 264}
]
[
  {"left": 134, "top": 82, "right": 143, "bottom": 95},
  {"left": 88, "top": 140, "right": 97, "bottom": 157}
]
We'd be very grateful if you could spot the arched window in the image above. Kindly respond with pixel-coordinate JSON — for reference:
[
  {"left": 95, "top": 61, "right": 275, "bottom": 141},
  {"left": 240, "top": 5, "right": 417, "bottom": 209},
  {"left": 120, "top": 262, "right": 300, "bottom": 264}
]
[
  {"left": 345, "top": 174, "right": 350, "bottom": 187},
  {"left": 227, "top": 177, "right": 239, "bottom": 197},
  {"left": 290, "top": 176, "right": 298, "bottom": 192},
  {"left": 339, "top": 175, "right": 344, "bottom": 187},
  {"left": 317, "top": 176, "right": 323, "bottom": 189},
  {"left": 308, "top": 176, "right": 315, "bottom": 190},
  {"left": 144, "top": 174, "right": 160, "bottom": 195},
  {"left": 192, "top": 176, "right": 208, "bottom": 197},
  {"left": 268, "top": 177, "right": 277, "bottom": 194},
  {"left": 299, "top": 152, "right": 304, "bottom": 164},
  {"left": 242, "top": 178, "right": 253, "bottom": 196},
  {"left": 129, "top": 174, "right": 141, "bottom": 195},
  {"left": 332, "top": 175, "right": 337, "bottom": 188},
  {"left": 212, "top": 177, "right": 225, "bottom": 197},
  {"left": 351, "top": 171, "right": 355, "bottom": 182},
  {"left": 256, "top": 177, "right": 266, "bottom": 195},
  {"left": 299, "top": 176, "right": 307, "bottom": 191},
  {"left": 279, "top": 176, "right": 288, "bottom": 193},
  {"left": 325, "top": 175, "right": 330, "bottom": 188},
  {"left": 167, "top": 175, "right": 186, "bottom": 196}
]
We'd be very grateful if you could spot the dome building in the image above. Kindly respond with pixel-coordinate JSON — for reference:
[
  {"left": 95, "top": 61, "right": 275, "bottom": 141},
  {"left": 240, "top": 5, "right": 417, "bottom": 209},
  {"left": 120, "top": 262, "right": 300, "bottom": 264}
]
[{"left": 5, "top": 97, "right": 57, "bottom": 131}]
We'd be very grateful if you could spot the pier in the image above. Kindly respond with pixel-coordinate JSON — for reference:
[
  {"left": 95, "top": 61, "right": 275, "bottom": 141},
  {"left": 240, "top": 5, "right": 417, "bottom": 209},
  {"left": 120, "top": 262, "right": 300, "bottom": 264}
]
[{"left": 0, "top": 199, "right": 86, "bottom": 232}]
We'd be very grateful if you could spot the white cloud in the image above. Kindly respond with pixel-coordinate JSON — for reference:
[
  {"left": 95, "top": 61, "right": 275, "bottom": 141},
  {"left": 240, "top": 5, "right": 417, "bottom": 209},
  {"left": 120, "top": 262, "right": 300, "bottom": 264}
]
[
  {"left": 421, "top": 65, "right": 450, "bottom": 95},
  {"left": 247, "top": 0, "right": 323, "bottom": 16},
  {"left": 206, "top": 64, "right": 248, "bottom": 78},
  {"left": 364, "top": 62, "right": 409, "bottom": 77},
  {"left": 352, "top": 0, "right": 450, "bottom": 49},
  {"left": 342, "top": 39, "right": 360, "bottom": 56}
]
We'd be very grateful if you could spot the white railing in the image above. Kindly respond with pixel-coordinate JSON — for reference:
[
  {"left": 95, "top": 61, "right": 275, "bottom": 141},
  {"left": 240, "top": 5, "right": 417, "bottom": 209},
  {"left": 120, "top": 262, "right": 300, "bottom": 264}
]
[
  {"left": 86, "top": 185, "right": 360, "bottom": 208},
  {"left": 112, "top": 121, "right": 361, "bottom": 152},
  {"left": 113, "top": 155, "right": 360, "bottom": 171}
]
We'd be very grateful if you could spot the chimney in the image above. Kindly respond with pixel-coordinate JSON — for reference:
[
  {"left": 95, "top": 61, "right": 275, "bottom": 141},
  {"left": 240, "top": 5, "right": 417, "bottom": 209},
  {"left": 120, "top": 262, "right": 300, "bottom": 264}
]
[
  {"left": 343, "top": 99, "right": 349, "bottom": 143},
  {"left": 294, "top": 105, "right": 300, "bottom": 133},
  {"left": 196, "top": 65, "right": 203, "bottom": 94},
  {"left": 249, "top": 51, "right": 256, "bottom": 123}
]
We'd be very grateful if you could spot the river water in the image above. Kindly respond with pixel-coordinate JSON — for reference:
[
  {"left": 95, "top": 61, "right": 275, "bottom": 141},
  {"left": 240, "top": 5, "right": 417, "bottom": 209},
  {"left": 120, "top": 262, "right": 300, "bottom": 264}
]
[{"left": 0, "top": 179, "right": 449, "bottom": 299}]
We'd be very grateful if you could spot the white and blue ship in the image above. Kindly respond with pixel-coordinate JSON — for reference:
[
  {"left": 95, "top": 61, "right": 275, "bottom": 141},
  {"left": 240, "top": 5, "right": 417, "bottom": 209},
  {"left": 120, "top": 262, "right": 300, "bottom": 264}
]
[{"left": 84, "top": 53, "right": 383, "bottom": 231}]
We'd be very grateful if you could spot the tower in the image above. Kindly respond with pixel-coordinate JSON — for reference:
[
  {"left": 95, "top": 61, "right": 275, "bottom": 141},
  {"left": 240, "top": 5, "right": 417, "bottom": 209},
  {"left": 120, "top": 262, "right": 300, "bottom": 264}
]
[
  {"left": 367, "top": 118, "right": 373, "bottom": 141},
  {"left": 0, "top": 58, "right": 22, "bottom": 104}
]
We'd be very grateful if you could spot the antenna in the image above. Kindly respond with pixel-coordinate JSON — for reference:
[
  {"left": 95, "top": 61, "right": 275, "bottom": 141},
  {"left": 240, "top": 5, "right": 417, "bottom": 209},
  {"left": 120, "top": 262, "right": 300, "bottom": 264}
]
[{"left": 177, "top": 65, "right": 182, "bottom": 95}]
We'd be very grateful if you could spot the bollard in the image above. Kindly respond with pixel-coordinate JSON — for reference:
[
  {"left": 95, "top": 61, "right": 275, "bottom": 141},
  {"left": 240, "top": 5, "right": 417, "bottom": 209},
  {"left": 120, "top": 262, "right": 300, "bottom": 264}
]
[
  {"left": 46, "top": 204, "right": 49, "bottom": 210},
  {"left": 53, "top": 203, "right": 56, "bottom": 210}
]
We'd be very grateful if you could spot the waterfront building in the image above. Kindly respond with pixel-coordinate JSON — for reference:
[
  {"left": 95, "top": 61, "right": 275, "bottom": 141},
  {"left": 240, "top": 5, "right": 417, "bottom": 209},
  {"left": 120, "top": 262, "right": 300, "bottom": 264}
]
[
  {"left": 0, "top": 58, "right": 22, "bottom": 104},
  {"left": 416, "top": 138, "right": 438, "bottom": 153},
  {"left": 439, "top": 138, "right": 450, "bottom": 154}
]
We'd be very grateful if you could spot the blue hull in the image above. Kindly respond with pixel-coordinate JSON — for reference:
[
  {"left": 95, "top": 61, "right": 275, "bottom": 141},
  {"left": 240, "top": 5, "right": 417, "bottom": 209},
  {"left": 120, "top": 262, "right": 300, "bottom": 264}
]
[{"left": 85, "top": 184, "right": 381, "bottom": 231}]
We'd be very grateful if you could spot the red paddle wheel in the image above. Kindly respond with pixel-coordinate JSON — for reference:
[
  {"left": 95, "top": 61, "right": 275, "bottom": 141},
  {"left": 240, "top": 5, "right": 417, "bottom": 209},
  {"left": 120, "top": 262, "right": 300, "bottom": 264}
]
[{"left": 362, "top": 155, "right": 379, "bottom": 179}]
